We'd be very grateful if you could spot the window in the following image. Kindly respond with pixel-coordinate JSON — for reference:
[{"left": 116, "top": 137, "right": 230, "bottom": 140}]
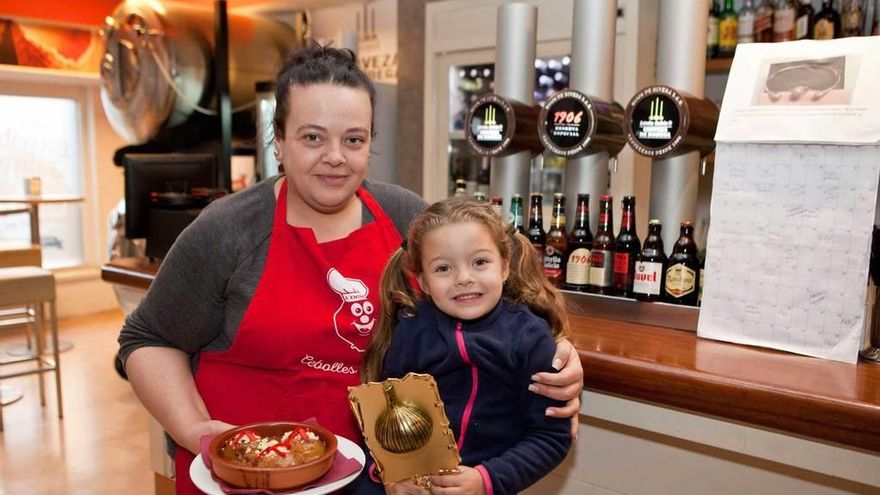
[{"left": 0, "top": 94, "right": 85, "bottom": 268}]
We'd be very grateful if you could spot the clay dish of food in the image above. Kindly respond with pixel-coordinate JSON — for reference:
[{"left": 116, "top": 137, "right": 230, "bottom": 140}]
[{"left": 208, "top": 422, "right": 338, "bottom": 491}]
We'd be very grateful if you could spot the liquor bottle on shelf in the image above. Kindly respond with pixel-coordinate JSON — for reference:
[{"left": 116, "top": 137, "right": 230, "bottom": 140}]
[
  {"left": 612, "top": 196, "right": 641, "bottom": 298},
  {"left": 490, "top": 195, "right": 503, "bottom": 217},
  {"left": 473, "top": 191, "right": 487, "bottom": 202},
  {"left": 795, "top": 0, "right": 815, "bottom": 39},
  {"left": 841, "top": 0, "right": 863, "bottom": 36},
  {"left": 564, "top": 194, "right": 593, "bottom": 292},
  {"left": 664, "top": 221, "right": 700, "bottom": 306},
  {"left": 453, "top": 178, "right": 468, "bottom": 198},
  {"left": 755, "top": 0, "right": 775, "bottom": 42},
  {"left": 633, "top": 220, "right": 667, "bottom": 302},
  {"left": 814, "top": 0, "right": 842, "bottom": 38},
  {"left": 527, "top": 193, "right": 546, "bottom": 256},
  {"left": 544, "top": 193, "right": 568, "bottom": 288},
  {"left": 589, "top": 195, "right": 615, "bottom": 295},
  {"left": 708, "top": 1, "right": 721, "bottom": 59},
  {"left": 509, "top": 194, "right": 525, "bottom": 235},
  {"left": 773, "top": 0, "right": 796, "bottom": 41},
  {"left": 738, "top": 0, "right": 757, "bottom": 44},
  {"left": 719, "top": 0, "right": 739, "bottom": 57}
]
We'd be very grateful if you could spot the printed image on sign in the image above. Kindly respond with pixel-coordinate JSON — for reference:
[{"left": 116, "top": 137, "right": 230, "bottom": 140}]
[
  {"left": 541, "top": 90, "right": 592, "bottom": 156},
  {"left": 630, "top": 94, "right": 680, "bottom": 150},
  {"left": 469, "top": 101, "right": 508, "bottom": 151}
]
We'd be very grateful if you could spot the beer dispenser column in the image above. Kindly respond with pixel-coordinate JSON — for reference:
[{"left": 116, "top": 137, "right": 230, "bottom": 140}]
[
  {"left": 563, "top": 0, "right": 619, "bottom": 230},
  {"left": 647, "top": 0, "right": 709, "bottom": 250},
  {"left": 489, "top": 3, "right": 538, "bottom": 205}
]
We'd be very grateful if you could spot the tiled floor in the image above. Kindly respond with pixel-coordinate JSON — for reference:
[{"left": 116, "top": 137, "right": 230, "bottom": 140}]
[{"left": 0, "top": 310, "right": 153, "bottom": 495}]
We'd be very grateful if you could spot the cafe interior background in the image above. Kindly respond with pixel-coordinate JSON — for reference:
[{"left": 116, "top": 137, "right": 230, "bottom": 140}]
[{"left": 1, "top": 0, "right": 879, "bottom": 494}]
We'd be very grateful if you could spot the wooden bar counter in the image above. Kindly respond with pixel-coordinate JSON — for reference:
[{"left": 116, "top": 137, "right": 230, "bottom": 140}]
[
  {"left": 103, "top": 257, "right": 880, "bottom": 493},
  {"left": 102, "top": 256, "right": 880, "bottom": 452}
]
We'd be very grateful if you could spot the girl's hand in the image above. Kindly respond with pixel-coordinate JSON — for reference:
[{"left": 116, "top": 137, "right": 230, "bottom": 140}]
[
  {"left": 529, "top": 338, "right": 584, "bottom": 437},
  {"left": 385, "top": 481, "right": 431, "bottom": 494},
  {"left": 429, "top": 466, "right": 485, "bottom": 495}
]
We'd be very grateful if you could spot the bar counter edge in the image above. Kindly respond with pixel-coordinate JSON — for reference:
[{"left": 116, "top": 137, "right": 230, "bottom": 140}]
[{"left": 101, "top": 257, "right": 880, "bottom": 454}]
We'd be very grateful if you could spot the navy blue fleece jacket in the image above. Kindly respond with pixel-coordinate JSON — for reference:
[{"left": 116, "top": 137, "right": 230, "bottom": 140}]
[{"left": 380, "top": 299, "right": 571, "bottom": 495}]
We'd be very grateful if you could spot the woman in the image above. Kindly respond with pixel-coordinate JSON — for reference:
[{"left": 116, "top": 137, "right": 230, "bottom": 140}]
[{"left": 118, "top": 43, "right": 583, "bottom": 495}]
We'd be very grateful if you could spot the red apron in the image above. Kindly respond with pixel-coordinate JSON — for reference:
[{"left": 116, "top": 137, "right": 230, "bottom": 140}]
[{"left": 175, "top": 180, "right": 402, "bottom": 494}]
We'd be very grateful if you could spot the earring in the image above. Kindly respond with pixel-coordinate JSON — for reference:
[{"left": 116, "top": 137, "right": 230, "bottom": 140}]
[{"left": 277, "top": 163, "right": 285, "bottom": 173}]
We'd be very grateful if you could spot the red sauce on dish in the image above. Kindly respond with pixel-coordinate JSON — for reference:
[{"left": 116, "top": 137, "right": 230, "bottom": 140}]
[{"left": 220, "top": 427, "right": 327, "bottom": 468}]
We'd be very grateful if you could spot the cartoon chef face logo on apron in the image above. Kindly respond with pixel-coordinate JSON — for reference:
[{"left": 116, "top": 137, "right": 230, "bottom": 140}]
[{"left": 327, "top": 268, "right": 376, "bottom": 352}]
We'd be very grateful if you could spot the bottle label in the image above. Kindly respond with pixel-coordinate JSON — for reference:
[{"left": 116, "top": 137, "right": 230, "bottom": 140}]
[
  {"left": 738, "top": 12, "right": 756, "bottom": 42},
  {"left": 613, "top": 252, "right": 630, "bottom": 275},
  {"left": 590, "top": 250, "right": 613, "bottom": 287},
  {"left": 543, "top": 245, "right": 564, "bottom": 279},
  {"left": 773, "top": 9, "right": 795, "bottom": 41},
  {"left": 565, "top": 247, "right": 591, "bottom": 285},
  {"left": 720, "top": 18, "right": 738, "bottom": 49},
  {"left": 755, "top": 11, "right": 773, "bottom": 40},
  {"left": 842, "top": 11, "right": 862, "bottom": 36},
  {"left": 665, "top": 263, "right": 696, "bottom": 297},
  {"left": 633, "top": 261, "right": 663, "bottom": 296},
  {"left": 707, "top": 18, "right": 720, "bottom": 47},
  {"left": 795, "top": 15, "right": 809, "bottom": 39},
  {"left": 814, "top": 18, "right": 835, "bottom": 39}
]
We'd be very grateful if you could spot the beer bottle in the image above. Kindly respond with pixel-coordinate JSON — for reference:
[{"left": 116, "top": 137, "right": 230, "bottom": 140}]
[
  {"left": 813, "top": 0, "right": 841, "bottom": 39},
  {"left": 719, "top": 0, "right": 739, "bottom": 57},
  {"left": 633, "top": 220, "right": 667, "bottom": 302},
  {"left": 755, "top": 0, "right": 775, "bottom": 42},
  {"left": 509, "top": 194, "right": 525, "bottom": 235},
  {"left": 840, "top": 0, "right": 863, "bottom": 37},
  {"left": 738, "top": 0, "right": 757, "bottom": 44},
  {"left": 527, "top": 193, "right": 546, "bottom": 256},
  {"left": 664, "top": 221, "right": 700, "bottom": 306},
  {"left": 473, "top": 191, "right": 487, "bottom": 202},
  {"left": 454, "top": 178, "right": 468, "bottom": 198},
  {"left": 612, "top": 196, "right": 641, "bottom": 298},
  {"left": 589, "top": 195, "right": 615, "bottom": 295},
  {"left": 773, "top": 0, "right": 796, "bottom": 42},
  {"left": 544, "top": 193, "right": 568, "bottom": 288},
  {"left": 565, "top": 194, "right": 593, "bottom": 292},
  {"left": 708, "top": 1, "right": 721, "bottom": 59},
  {"left": 490, "top": 195, "right": 503, "bottom": 217},
  {"left": 795, "top": 0, "right": 815, "bottom": 39}
]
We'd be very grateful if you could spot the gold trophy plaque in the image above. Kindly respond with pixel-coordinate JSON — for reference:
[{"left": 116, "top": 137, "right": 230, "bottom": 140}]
[{"left": 348, "top": 373, "right": 461, "bottom": 484}]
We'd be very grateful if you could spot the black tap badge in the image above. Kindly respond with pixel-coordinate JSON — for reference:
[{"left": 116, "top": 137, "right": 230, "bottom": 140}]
[
  {"left": 629, "top": 92, "right": 681, "bottom": 155},
  {"left": 539, "top": 89, "right": 593, "bottom": 156},
  {"left": 466, "top": 95, "right": 510, "bottom": 156}
]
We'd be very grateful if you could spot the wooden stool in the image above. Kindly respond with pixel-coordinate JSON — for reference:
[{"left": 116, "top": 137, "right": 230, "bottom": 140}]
[
  {"left": 0, "top": 266, "right": 62, "bottom": 431},
  {"left": 0, "top": 240, "right": 41, "bottom": 268}
]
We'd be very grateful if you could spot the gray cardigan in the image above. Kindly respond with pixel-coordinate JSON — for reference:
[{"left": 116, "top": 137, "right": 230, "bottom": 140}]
[{"left": 117, "top": 176, "right": 426, "bottom": 366}]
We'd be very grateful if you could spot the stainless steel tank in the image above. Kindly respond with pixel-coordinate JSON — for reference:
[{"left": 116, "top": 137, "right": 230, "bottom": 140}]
[{"left": 99, "top": 0, "right": 299, "bottom": 144}]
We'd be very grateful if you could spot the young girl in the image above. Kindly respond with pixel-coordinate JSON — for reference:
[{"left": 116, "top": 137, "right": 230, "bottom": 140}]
[{"left": 362, "top": 197, "right": 572, "bottom": 495}]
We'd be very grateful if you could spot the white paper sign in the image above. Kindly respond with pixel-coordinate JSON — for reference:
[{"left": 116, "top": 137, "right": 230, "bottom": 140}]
[
  {"left": 698, "top": 143, "right": 880, "bottom": 363},
  {"left": 715, "top": 37, "right": 880, "bottom": 144}
]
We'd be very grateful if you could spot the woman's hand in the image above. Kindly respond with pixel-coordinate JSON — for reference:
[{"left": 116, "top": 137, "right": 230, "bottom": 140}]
[
  {"left": 384, "top": 481, "right": 431, "bottom": 494},
  {"left": 529, "top": 338, "right": 584, "bottom": 437},
  {"left": 429, "top": 466, "right": 484, "bottom": 495},
  {"left": 181, "top": 419, "right": 236, "bottom": 454}
]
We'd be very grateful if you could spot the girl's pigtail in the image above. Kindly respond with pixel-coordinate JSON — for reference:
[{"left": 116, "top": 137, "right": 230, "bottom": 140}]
[
  {"left": 361, "top": 247, "right": 418, "bottom": 383},
  {"left": 505, "top": 232, "right": 570, "bottom": 339}
]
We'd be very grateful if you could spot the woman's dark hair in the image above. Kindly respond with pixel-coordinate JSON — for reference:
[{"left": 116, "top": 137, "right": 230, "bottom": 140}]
[{"left": 273, "top": 41, "right": 376, "bottom": 138}]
